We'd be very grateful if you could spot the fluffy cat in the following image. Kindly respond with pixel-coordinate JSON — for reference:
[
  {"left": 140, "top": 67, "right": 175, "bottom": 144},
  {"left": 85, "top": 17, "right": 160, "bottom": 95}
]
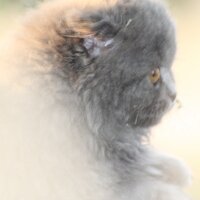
[{"left": 0, "top": 0, "right": 191, "bottom": 199}]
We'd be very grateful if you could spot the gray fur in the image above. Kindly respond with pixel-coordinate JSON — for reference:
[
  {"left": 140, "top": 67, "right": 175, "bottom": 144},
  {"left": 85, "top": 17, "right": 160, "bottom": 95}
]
[{"left": 73, "top": 0, "right": 178, "bottom": 178}]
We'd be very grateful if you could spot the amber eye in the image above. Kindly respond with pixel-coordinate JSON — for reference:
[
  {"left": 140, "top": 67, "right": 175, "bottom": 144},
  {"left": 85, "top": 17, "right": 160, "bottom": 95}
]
[{"left": 149, "top": 68, "right": 161, "bottom": 84}]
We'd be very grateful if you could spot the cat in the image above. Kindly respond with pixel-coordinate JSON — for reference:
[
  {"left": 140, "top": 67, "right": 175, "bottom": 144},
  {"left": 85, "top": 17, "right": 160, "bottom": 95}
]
[{"left": 0, "top": 0, "right": 191, "bottom": 199}]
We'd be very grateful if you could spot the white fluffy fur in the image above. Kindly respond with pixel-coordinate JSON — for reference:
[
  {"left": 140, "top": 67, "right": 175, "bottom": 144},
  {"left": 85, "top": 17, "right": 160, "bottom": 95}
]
[{"left": 0, "top": 63, "right": 114, "bottom": 200}]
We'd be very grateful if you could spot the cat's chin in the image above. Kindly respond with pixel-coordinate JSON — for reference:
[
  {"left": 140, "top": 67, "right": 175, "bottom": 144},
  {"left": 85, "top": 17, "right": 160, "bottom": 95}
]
[
  {"left": 147, "top": 116, "right": 163, "bottom": 127},
  {"left": 140, "top": 105, "right": 174, "bottom": 128},
  {"left": 127, "top": 99, "right": 175, "bottom": 128},
  {"left": 129, "top": 111, "right": 165, "bottom": 128}
]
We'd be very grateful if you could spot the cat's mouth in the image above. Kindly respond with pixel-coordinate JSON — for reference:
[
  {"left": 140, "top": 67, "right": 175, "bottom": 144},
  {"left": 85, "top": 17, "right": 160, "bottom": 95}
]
[
  {"left": 129, "top": 112, "right": 162, "bottom": 128},
  {"left": 129, "top": 101, "right": 171, "bottom": 128}
]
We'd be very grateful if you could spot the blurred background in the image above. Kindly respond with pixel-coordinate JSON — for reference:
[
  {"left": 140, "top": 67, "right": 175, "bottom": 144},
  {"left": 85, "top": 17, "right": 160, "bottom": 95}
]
[{"left": 0, "top": 0, "right": 199, "bottom": 199}]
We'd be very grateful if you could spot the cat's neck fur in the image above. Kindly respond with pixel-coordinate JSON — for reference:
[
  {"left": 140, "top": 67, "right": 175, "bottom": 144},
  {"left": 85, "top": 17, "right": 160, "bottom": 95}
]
[{"left": 89, "top": 121, "right": 150, "bottom": 180}]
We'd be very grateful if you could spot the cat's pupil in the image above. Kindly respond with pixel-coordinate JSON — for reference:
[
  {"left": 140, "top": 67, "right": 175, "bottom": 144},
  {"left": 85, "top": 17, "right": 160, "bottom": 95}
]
[{"left": 149, "top": 68, "right": 160, "bottom": 84}]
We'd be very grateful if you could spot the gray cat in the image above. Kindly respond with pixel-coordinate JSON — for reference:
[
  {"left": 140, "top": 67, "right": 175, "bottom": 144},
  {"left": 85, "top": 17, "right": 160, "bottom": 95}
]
[{"left": 0, "top": 0, "right": 191, "bottom": 199}]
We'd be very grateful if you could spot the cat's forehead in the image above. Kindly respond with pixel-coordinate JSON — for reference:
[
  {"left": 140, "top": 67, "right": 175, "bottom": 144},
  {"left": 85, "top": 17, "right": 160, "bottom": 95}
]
[
  {"left": 114, "top": 2, "right": 176, "bottom": 70},
  {"left": 117, "top": 1, "right": 174, "bottom": 39},
  {"left": 83, "top": 0, "right": 176, "bottom": 72}
]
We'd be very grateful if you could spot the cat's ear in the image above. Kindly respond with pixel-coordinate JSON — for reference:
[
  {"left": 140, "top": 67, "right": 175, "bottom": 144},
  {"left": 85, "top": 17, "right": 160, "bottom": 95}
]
[
  {"left": 69, "top": 18, "right": 118, "bottom": 58},
  {"left": 83, "top": 36, "right": 114, "bottom": 58}
]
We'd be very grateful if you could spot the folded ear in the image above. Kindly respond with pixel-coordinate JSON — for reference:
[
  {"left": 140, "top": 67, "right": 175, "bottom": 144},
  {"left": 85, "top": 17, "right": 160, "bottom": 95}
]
[
  {"left": 83, "top": 36, "right": 114, "bottom": 58},
  {"left": 68, "top": 18, "right": 118, "bottom": 58}
]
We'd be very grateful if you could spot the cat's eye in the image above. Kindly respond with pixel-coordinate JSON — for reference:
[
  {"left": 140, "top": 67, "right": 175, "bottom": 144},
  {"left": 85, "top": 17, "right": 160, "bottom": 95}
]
[{"left": 149, "top": 68, "right": 160, "bottom": 84}]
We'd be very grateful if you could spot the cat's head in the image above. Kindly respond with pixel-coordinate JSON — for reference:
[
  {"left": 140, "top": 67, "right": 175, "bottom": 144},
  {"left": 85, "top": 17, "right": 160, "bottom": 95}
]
[{"left": 67, "top": 0, "right": 176, "bottom": 132}]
